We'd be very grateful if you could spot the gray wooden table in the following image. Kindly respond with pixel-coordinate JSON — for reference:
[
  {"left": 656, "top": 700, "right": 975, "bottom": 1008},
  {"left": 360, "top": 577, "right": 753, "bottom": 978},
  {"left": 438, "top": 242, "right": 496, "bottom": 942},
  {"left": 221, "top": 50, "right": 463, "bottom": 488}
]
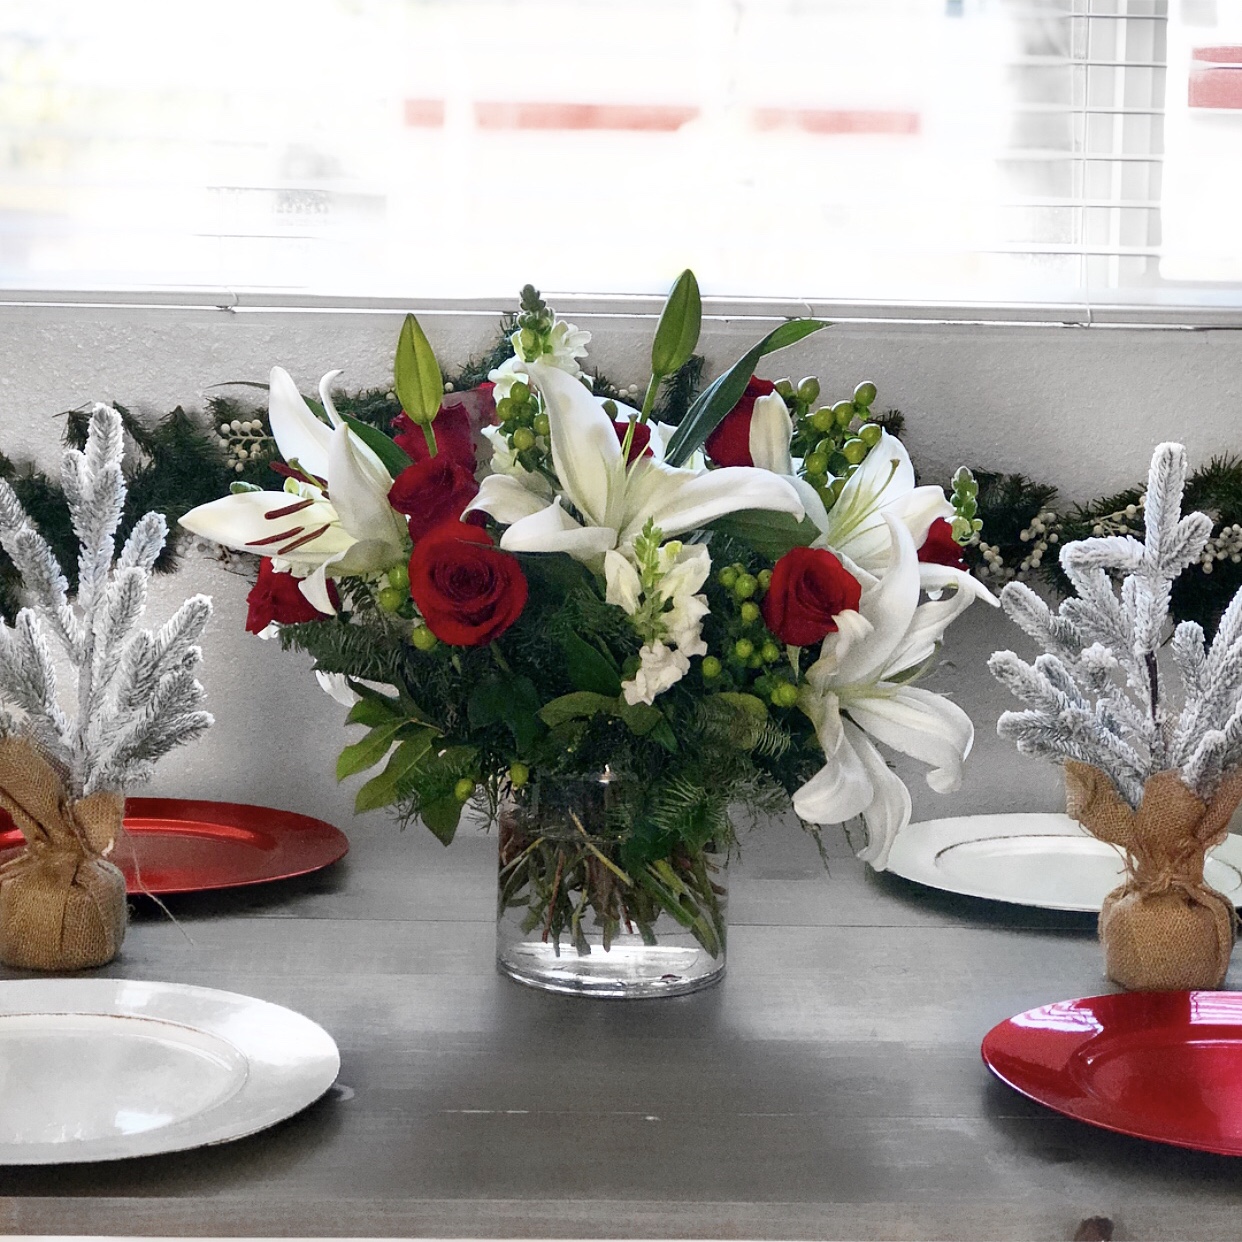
[{"left": 3, "top": 603, "right": 1242, "bottom": 1241}]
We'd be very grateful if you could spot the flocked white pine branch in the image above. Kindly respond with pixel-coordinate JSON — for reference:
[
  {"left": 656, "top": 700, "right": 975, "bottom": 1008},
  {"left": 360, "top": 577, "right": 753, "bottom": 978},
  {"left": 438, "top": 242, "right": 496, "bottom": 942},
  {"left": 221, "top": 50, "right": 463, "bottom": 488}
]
[
  {"left": 0, "top": 404, "right": 213, "bottom": 797},
  {"left": 990, "top": 441, "right": 1242, "bottom": 807}
]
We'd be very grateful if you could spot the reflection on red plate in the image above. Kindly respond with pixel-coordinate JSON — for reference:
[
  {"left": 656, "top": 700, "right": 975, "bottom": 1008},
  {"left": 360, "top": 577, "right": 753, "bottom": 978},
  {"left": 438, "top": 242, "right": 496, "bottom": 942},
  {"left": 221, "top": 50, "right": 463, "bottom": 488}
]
[
  {"left": 0, "top": 799, "right": 348, "bottom": 895},
  {"left": 983, "top": 992, "right": 1242, "bottom": 1155}
]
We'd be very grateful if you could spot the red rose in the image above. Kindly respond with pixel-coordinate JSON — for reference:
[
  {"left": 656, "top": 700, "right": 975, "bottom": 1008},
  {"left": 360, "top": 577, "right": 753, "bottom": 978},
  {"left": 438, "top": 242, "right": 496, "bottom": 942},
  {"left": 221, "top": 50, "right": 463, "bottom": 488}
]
[
  {"left": 409, "top": 522, "right": 528, "bottom": 646},
  {"left": 761, "top": 546, "right": 862, "bottom": 647},
  {"left": 917, "top": 517, "right": 966, "bottom": 569},
  {"left": 393, "top": 400, "right": 477, "bottom": 469},
  {"left": 703, "top": 376, "right": 778, "bottom": 467},
  {"left": 388, "top": 454, "right": 480, "bottom": 543},
  {"left": 613, "top": 419, "right": 653, "bottom": 463},
  {"left": 245, "top": 559, "right": 337, "bottom": 633}
]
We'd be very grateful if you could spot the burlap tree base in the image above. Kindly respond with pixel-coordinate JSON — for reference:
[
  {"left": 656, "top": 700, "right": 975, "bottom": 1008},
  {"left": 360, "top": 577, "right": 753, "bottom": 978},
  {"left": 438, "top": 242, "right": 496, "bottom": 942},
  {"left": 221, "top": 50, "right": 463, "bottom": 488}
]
[
  {"left": 1065, "top": 761, "right": 1242, "bottom": 991},
  {"left": 0, "top": 737, "right": 126, "bottom": 971}
]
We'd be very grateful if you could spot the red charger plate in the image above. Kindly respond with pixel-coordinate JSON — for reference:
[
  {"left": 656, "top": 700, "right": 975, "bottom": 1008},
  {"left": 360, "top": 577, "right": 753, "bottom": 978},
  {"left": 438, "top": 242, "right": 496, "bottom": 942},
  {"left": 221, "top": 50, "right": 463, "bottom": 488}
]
[
  {"left": 983, "top": 991, "right": 1242, "bottom": 1156},
  {"left": 0, "top": 799, "right": 348, "bottom": 895}
]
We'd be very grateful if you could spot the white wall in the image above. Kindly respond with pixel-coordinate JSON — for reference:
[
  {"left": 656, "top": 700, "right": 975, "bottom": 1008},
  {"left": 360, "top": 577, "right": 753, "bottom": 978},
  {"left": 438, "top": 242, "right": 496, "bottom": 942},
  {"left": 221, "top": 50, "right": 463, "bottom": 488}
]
[{"left": 2, "top": 303, "right": 1238, "bottom": 841}]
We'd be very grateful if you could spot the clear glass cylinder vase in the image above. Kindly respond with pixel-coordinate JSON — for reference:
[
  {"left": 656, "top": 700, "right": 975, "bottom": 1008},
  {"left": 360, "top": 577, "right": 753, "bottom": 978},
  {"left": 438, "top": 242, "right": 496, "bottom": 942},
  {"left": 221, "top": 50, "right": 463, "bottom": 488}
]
[{"left": 496, "top": 774, "right": 727, "bottom": 998}]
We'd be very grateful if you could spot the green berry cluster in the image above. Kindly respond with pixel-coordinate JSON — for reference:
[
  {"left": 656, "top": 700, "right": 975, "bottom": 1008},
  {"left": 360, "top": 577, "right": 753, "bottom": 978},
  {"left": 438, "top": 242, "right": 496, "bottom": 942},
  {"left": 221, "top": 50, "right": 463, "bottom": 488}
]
[
  {"left": 494, "top": 379, "right": 552, "bottom": 473},
  {"left": 512, "top": 284, "right": 556, "bottom": 360},
  {"left": 949, "top": 466, "right": 984, "bottom": 544},
  {"left": 702, "top": 564, "right": 799, "bottom": 708},
  {"left": 786, "top": 379, "right": 884, "bottom": 512}
]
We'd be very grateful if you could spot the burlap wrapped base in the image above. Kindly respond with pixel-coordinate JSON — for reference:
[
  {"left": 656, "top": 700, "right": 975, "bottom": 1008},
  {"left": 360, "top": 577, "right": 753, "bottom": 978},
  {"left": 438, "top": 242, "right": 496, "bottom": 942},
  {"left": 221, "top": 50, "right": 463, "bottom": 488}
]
[
  {"left": 0, "top": 736, "right": 127, "bottom": 971},
  {"left": 1065, "top": 761, "right": 1242, "bottom": 991}
]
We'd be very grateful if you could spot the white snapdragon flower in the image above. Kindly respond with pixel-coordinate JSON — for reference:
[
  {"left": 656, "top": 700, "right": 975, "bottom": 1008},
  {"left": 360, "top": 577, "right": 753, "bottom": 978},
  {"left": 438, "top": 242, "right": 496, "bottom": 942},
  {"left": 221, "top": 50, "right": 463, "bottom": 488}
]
[
  {"left": 625, "top": 642, "right": 691, "bottom": 707},
  {"left": 489, "top": 318, "right": 592, "bottom": 399},
  {"left": 606, "top": 538, "right": 711, "bottom": 705}
]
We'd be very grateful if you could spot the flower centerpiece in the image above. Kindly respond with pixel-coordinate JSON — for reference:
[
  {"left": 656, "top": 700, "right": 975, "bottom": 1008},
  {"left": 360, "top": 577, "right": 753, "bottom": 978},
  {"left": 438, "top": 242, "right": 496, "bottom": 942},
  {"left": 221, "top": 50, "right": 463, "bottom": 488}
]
[
  {"left": 991, "top": 442, "right": 1242, "bottom": 991},
  {"left": 181, "top": 274, "right": 994, "bottom": 997}
]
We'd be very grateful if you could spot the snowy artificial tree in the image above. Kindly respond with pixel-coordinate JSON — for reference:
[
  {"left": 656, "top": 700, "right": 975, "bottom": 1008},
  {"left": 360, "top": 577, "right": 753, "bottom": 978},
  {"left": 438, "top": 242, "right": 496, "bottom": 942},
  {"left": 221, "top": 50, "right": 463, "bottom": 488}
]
[
  {"left": 0, "top": 405, "right": 212, "bottom": 970},
  {"left": 991, "top": 442, "right": 1242, "bottom": 990}
]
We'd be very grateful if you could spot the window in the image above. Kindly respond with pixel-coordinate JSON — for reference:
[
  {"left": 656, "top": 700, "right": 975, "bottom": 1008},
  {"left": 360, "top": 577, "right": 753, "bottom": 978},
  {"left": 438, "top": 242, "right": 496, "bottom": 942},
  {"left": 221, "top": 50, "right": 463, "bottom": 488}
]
[{"left": 0, "top": 0, "right": 1233, "bottom": 312}]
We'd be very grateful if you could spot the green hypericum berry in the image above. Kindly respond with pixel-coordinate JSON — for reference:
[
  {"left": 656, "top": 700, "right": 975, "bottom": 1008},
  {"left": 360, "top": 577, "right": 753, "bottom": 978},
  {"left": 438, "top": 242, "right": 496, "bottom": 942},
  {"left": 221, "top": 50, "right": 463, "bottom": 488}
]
[
  {"left": 814, "top": 437, "right": 837, "bottom": 457},
  {"left": 740, "top": 601, "right": 760, "bottom": 624},
  {"left": 733, "top": 638, "right": 755, "bottom": 660},
  {"left": 495, "top": 397, "right": 516, "bottom": 421},
  {"left": 747, "top": 653, "right": 763, "bottom": 669},
  {"left": 701, "top": 655, "right": 723, "bottom": 679},
  {"left": 853, "top": 380, "right": 877, "bottom": 407},
  {"left": 512, "top": 427, "right": 536, "bottom": 452},
  {"left": 718, "top": 567, "right": 738, "bottom": 589},
  {"left": 804, "top": 472, "right": 828, "bottom": 490},
  {"left": 533, "top": 413, "right": 550, "bottom": 437},
  {"left": 774, "top": 378, "right": 795, "bottom": 399},
  {"left": 810, "top": 407, "right": 835, "bottom": 433},
  {"left": 771, "top": 681, "right": 800, "bottom": 708},
  {"left": 959, "top": 497, "right": 977, "bottom": 519},
  {"left": 509, "top": 762, "right": 530, "bottom": 788},
  {"left": 454, "top": 778, "right": 475, "bottom": 803},
  {"left": 828, "top": 451, "right": 850, "bottom": 476},
  {"left": 386, "top": 563, "right": 410, "bottom": 592},
  {"left": 830, "top": 477, "right": 848, "bottom": 499},
  {"left": 842, "top": 438, "right": 868, "bottom": 466},
  {"left": 411, "top": 625, "right": 438, "bottom": 652},
  {"left": 804, "top": 450, "right": 829, "bottom": 476},
  {"left": 832, "top": 400, "right": 855, "bottom": 427},
  {"left": 760, "top": 640, "right": 781, "bottom": 664},
  {"left": 757, "top": 569, "right": 772, "bottom": 589},
  {"left": 377, "top": 586, "right": 405, "bottom": 613},
  {"left": 797, "top": 376, "right": 821, "bottom": 405},
  {"left": 859, "top": 423, "right": 883, "bottom": 448},
  {"left": 734, "top": 573, "right": 758, "bottom": 600},
  {"left": 509, "top": 380, "right": 530, "bottom": 403}
]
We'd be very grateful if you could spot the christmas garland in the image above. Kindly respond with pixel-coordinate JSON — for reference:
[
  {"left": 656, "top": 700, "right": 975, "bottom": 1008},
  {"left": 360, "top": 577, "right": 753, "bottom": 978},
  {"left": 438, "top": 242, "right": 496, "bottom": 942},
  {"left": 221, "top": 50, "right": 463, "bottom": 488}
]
[{"left": 5, "top": 321, "right": 1242, "bottom": 636}]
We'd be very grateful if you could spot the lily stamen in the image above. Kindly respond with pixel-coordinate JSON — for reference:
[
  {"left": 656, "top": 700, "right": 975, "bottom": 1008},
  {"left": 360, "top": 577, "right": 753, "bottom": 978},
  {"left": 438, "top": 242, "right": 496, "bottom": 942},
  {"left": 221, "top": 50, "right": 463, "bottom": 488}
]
[
  {"left": 264, "top": 498, "right": 316, "bottom": 520},
  {"left": 248, "top": 526, "right": 305, "bottom": 547},
  {"left": 280, "top": 524, "right": 332, "bottom": 554}
]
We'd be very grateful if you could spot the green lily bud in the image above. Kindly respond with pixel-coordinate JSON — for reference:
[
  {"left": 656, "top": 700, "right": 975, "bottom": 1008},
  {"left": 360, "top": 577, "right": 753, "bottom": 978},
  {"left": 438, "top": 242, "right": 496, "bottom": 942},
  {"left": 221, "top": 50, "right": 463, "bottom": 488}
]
[
  {"left": 650, "top": 269, "right": 702, "bottom": 379},
  {"left": 395, "top": 313, "right": 444, "bottom": 426}
]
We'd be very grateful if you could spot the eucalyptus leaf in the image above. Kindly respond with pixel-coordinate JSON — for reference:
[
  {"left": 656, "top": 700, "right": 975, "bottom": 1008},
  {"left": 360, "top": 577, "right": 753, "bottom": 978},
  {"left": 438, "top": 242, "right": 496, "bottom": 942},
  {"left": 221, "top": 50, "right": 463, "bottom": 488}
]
[
  {"left": 353, "top": 729, "right": 436, "bottom": 812},
  {"left": 650, "top": 269, "right": 702, "bottom": 379},
  {"left": 394, "top": 313, "right": 444, "bottom": 425},
  {"left": 664, "top": 318, "right": 828, "bottom": 467}
]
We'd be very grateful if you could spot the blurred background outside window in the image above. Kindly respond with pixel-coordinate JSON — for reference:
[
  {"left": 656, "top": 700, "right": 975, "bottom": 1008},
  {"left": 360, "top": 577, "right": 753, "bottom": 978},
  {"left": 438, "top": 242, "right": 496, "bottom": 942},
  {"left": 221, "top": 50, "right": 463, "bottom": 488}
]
[{"left": 0, "top": 0, "right": 1235, "bottom": 309}]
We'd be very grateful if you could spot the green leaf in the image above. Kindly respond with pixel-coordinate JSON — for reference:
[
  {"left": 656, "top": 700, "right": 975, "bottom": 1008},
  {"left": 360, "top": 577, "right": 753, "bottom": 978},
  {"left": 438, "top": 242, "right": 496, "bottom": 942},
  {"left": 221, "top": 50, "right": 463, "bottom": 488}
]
[
  {"left": 615, "top": 700, "right": 664, "bottom": 736},
  {"left": 468, "top": 675, "right": 544, "bottom": 753},
  {"left": 650, "top": 269, "right": 702, "bottom": 379},
  {"left": 341, "top": 413, "right": 412, "bottom": 479},
  {"left": 649, "top": 718, "right": 679, "bottom": 753},
  {"left": 336, "top": 719, "right": 407, "bottom": 781},
  {"left": 419, "top": 792, "right": 463, "bottom": 845},
  {"left": 710, "top": 508, "right": 820, "bottom": 561},
  {"left": 345, "top": 696, "right": 401, "bottom": 728},
  {"left": 562, "top": 631, "right": 622, "bottom": 697},
  {"left": 394, "top": 313, "right": 444, "bottom": 425},
  {"left": 353, "top": 730, "right": 436, "bottom": 813},
  {"left": 664, "top": 319, "right": 828, "bottom": 467},
  {"left": 538, "top": 691, "right": 614, "bottom": 728}
]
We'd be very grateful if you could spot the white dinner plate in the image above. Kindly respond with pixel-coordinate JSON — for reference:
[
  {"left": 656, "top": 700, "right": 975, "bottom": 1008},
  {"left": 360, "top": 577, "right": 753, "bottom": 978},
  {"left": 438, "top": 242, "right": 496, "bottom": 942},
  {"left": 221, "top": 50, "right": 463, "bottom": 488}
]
[
  {"left": 0, "top": 978, "right": 339, "bottom": 1164},
  {"left": 885, "top": 812, "right": 1242, "bottom": 913}
]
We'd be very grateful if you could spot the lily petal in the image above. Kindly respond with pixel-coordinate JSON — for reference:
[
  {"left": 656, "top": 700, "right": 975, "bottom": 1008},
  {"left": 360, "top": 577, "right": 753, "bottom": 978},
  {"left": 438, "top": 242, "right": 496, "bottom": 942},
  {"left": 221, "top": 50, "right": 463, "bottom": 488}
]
[
  {"left": 920, "top": 561, "right": 1000, "bottom": 606},
  {"left": 882, "top": 581, "right": 982, "bottom": 678},
  {"left": 748, "top": 392, "right": 794, "bottom": 475},
  {"left": 499, "top": 498, "right": 618, "bottom": 559},
  {"left": 621, "top": 461, "right": 803, "bottom": 543},
  {"left": 178, "top": 490, "right": 348, "bottom": 560},
  {"left": 528, "top": 361, "right": 622, "bottom": 529},
  {"left": 847, "top": 685, "right": 974, "bottom": 795},
  {"left": 268, "top": 366, "right": 332, "bottom": 480},
  {"left": 465, "top": 472, "right": 552, "bottom": 526},
  {"left": 326, "top": 425, "right": 405, "bottom": 558},
  {"left": 792, "top": 698, "right": 875, "bottom": 825},
  {"left": 847, "top": 722, "right": 913, "bottom": 869}
]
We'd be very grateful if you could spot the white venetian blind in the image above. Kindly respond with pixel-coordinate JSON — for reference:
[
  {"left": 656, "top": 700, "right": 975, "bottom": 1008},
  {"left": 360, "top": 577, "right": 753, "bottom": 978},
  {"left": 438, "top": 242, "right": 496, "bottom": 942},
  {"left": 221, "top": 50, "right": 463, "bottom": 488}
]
[{"left": 2, "top": 0, "right": 1235, "bottom": 311}]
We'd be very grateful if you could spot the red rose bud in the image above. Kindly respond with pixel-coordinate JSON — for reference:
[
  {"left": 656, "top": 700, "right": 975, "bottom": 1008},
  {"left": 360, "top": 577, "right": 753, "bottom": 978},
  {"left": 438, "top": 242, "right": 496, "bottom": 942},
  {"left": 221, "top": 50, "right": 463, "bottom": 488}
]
[
  {"left": 408, "top": 522, "right": 528, "bottom": 646},
  {"left": 388, "top": 454, "right": 480, "bottom": 543},
  {"left": 245, "top": 558, "right": 337, "bottom": 634},
  {"left": 703, "top": 376, "right": 778, "bottom": 467},
  {"left": 917, "top": 517, "right": 966, "bottom": 569},
  {"left": 613, "top": 419, "right": 653, "bottom": 463},
  {"left": 761, "top": 546, "right": 863, "bottom": 648},
  {"left": 392, "top": 399, "right": 477, "bottom": 469}
]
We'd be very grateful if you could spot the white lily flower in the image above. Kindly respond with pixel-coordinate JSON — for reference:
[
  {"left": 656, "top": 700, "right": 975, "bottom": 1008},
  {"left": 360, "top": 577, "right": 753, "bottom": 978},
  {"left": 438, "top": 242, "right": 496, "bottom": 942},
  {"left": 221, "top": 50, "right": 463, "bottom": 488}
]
[
  {"left": 466, "top": 362, "right": 804, "bottom": 566},
  {"left": 745, "top": 391, "right": 832, "bottom": 532},
  {"left": 180, "top": 366, "right": 408, "bottom": 614},
  {"left": 815, "top": 431, "right": 954, "bottom": 576},
  {"left": 489, "top": 319, "right": 592, "bottom": 399},
  {"left": 792, "top": 515, "right": 980, "bottom": 869}
]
